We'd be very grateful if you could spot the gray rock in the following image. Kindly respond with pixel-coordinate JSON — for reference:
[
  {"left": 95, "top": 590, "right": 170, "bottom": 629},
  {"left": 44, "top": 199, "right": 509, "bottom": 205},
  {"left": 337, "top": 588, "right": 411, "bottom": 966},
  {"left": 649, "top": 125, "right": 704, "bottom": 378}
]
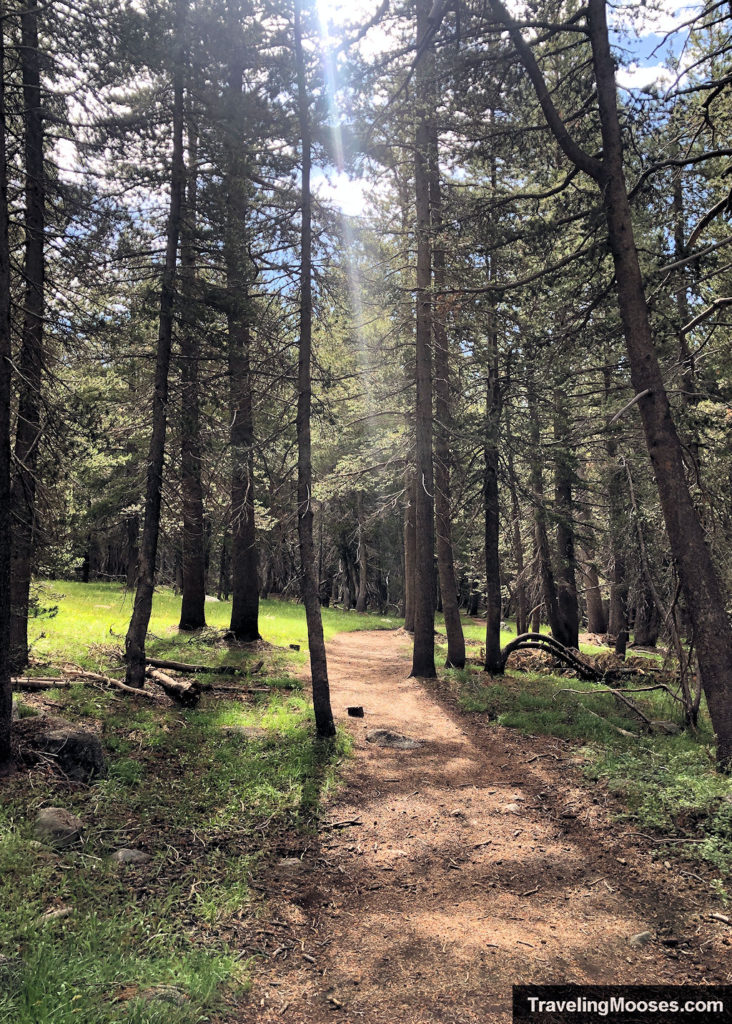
[
  {"left": 278, "top": 857, "right": 305, "bottom": 871},
  {"left": 33, "top": 807, "right": 83, "bottom": 849},
  {"left": 365, "top": 729, "right": 421, "bottom": 750},
  {"left": 37, "top": 906, "right": 73, "bottom": 925},
  {"left": 111, "top": 848, "right": 151, "bottom": 865},
  {"left": 138, "top": 985, "right": 188, "bottom": 1006},
  {"left": 40, "top": 727, "right": 106, "bottom": 782},
  {"left": 629, "top": 930, "right": 653, "bottom": 947},
  {"left": 652, "top": 721, "right": 681, "bottom": 735},
  {"left": 16, "top": 717, "right": 106, "bottom": 782}
]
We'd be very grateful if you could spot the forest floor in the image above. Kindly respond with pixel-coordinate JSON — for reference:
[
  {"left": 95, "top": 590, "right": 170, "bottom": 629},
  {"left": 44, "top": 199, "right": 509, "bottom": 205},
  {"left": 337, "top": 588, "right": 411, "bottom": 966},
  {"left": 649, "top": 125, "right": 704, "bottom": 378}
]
[{"left": 234, "top": 629, "right": 732, "bottom": 1024}]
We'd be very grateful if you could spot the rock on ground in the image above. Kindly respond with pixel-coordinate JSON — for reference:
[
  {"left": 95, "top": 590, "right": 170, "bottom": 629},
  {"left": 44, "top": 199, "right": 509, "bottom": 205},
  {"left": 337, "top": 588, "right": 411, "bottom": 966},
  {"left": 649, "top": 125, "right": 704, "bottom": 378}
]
[
  {"left": 111, "top": 848, "right": 151, "bottom": 865},
  {"left": 365, "top": 728, "right": 422, "bottom": 750},
  {"left": 33, "top": 807, "right": 83, "bottom": 848},
  {"left": 15, "top": 715, "right": 106, "bottom": 782}
]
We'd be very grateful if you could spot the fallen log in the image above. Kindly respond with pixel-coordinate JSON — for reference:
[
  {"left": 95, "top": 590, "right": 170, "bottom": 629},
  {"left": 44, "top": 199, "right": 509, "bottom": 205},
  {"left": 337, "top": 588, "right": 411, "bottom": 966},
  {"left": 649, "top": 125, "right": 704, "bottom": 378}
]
[
  {"left": 145, "top": 657, "right": 263, "bottom": 676},
  {"left": 12, "top": 674, "right": 156, "bottom": 699},
  {"left": 145, "top": 667, "right": 201, "bottom": 706}
]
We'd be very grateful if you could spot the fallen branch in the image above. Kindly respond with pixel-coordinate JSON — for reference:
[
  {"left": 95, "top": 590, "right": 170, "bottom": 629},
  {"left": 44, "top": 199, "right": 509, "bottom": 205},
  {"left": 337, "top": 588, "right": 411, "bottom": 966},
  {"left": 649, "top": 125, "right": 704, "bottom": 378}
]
[
  {"left": 145, "top": 657, "right": 263, "bottom": 676},
  {"left": 585, "top": 708, "right": 635, "bottom": 738},
  {"left": 13, "top": 673, "right": 156, "bottom": 699},
  {"left": 145, "top": 667, "right": 201, "bottom": 706},
  {"left": 555, "top": 685, "right": 655, "bottom": 730}
]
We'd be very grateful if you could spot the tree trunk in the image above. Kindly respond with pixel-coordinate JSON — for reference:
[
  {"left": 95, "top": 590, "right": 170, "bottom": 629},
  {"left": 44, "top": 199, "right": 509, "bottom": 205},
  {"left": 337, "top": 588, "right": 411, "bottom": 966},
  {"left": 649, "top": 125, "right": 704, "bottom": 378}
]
[
  {"left": 410, "top": 0, "right": 436, "bottom": 678},
  {"left": 125, "top": 513, "right": 139, "bottom": 589},
  {"left": 125, "top": 0, "right": 186, "bottom": 687},
  {"left": 497, "top": 0, "right": 732, "bottom": 766},
  {"left": 225, "top": 4, "right": 259, "bottom": 642},
  {"left": 429, "top": 113, "right": 465, "bottom": 668},
  {"left": 585, "top": 0, "right": 732, "bottom": 763},
  {"left": 633, "top": 588, "right": 659, "bottom": 647},
  {"left": 604, "top": 374, "right": 630, "bottom": 657},
  {"left": 9, "top": 4, "right": 44, "bottom": 674},
  {"left": 505, "top": 403, "right": 527, "bottom": 636},
  {"left": 553, "top": 388, "right": 579, "bottom": 648},
  {"left": 528, "top": 386, "right": 562, "bottom": 641},
  {"left": 403, "top": 477, "right": 416, "bottom": 630},
  {"left": 468, "top": 578, "right": 480, "bottom": 617},
  {"left": 483, "top": 296, "right": 502, "bottom": 672},
  {"left": 0, "top": 15, "right": 13, "bottom": 771},
  {"left": 294, "top": 0, "right": 335, "bottom": 737},
  {"left": 218, "top": 531, "right": 231, "bottom": 601},
  {"left": 178, "top": 122, "right": 207, "bottom": 631},
  {"left": 355, "top": 497, "right": 368, "bottom": 613},
  {"left": 581, "top": 548, "right": 607, "bottom": 635}
]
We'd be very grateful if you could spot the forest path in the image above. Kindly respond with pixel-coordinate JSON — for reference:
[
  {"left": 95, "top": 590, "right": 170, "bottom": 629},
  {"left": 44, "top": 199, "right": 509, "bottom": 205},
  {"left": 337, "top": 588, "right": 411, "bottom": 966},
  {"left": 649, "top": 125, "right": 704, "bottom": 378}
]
[{"left": 234, "top": 629, "right": 728, "bottom": 1024}]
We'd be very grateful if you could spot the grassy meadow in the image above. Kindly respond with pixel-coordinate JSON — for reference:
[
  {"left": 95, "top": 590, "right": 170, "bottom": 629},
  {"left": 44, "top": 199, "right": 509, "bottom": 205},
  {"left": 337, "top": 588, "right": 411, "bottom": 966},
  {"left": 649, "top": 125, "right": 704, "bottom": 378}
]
[{"left": 1, "top": 583, "right": 729, "bottom": 1024}]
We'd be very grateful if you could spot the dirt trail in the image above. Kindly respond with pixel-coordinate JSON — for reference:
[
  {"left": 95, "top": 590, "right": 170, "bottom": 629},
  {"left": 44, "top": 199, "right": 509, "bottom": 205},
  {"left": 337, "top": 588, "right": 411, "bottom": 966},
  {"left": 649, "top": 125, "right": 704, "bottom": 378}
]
[{"left": 236, "top": 630, "right": 730, "bottom": 1024}]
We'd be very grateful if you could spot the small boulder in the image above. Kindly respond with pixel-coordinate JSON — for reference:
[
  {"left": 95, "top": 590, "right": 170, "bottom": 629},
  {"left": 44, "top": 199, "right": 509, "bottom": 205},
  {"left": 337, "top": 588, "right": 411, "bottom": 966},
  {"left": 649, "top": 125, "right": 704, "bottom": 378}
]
[
  {"left": 33, "top": 807, "right": 82, "bottom": 849},
  {"left": 138, "top": 985, "right": 188, "bottom": 1006},
  {"left": 629, "top": 930, "right": 653, "bottom": 947},
  {"left": 16, "top": 716, "right": 105, "bottom": 782},
  {"left": 652, "top": 721, "right": 681, "bottom": 735},
  {"left": 365, "top": 729, "right": 421, "bottom": 750},
  {"left": 36, "top": 906, "right": 73, "bottom": 925},
  {"left": 111, "top": 848, "right": 151, "bottom": 865},
  {"left": 278, "top": 857, "right": 305, "bottom": 871},
  {"left": 40, "top": 727, "right": 106, "bottom": 782}
]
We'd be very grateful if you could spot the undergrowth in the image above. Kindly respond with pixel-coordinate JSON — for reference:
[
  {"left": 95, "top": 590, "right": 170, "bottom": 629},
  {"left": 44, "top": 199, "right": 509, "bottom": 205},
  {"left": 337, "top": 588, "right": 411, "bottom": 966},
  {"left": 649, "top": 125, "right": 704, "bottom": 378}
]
[{"left": 1, "top": 583, "right": 357, "bottom": 1024}]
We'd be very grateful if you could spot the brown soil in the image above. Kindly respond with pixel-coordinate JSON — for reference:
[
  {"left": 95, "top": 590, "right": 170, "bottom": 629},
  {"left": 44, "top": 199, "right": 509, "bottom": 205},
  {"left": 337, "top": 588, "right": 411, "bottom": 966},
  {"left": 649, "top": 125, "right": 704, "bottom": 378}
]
[{"left": 232, "top": 629, "right": 731, "bottom": 1024}]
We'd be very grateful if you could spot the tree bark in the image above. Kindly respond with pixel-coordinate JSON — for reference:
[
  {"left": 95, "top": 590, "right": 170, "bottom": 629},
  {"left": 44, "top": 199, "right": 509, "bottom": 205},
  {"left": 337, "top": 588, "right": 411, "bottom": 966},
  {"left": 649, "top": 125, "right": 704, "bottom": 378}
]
[
  {"left": 125, "top": 0, "right": 186, "bottom": 687},
  {"left": 224, "top": 13, "right": 259, "bottom": 642},
  {"left": 483, "top": 294, "right": 502, "bottom": 672},
  {"left": 528, "top": 383, "right": 562, "bottom": 641},
  {"left": 553, "top": 388, "right": 579, "bottom": 648},
  {"left": 218, "top": 530, "right": 231, "bottom": 601},
  {"left": 294, "top": 0, "right": 335, "bottom": 737},
  {"left": 633, "top": 587, "right": 659, "bottom": 647},
  {"left": 429, "top": 115, "right": 465, "bottom": 668},
  {"left": 505, "top": 402, "right": 527, "bottom": 636},
  {"left": 403, "top": 478, "right": 416, "bottom": 630},
  {"left": 0, "top": 12, "right": 13, "bottom": 770},
  {"left": 410, "top": 0, "right": 436, "bottom": 678},
  {"left": 178, "top": 121, "right": 207, "bottom": 630},
  {"left": 355, "top": 496, "right": 368, "bottom": 613},
  {"left": 9, "top": 4, "right": 44, "bottom": 674}
]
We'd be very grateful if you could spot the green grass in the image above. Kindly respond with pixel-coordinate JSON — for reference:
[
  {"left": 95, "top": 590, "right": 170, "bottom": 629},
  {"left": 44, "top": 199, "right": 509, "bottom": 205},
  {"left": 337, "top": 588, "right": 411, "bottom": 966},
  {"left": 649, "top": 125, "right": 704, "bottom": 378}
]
[
  {"left": 447, "top": 661, "right": 732, "bottom": 878},
  {"left": 2, "top": 583, "right": 360, "bottom": 1024},
  {"left": 26, "top": 580, "right": 402, "bottom": 672}
]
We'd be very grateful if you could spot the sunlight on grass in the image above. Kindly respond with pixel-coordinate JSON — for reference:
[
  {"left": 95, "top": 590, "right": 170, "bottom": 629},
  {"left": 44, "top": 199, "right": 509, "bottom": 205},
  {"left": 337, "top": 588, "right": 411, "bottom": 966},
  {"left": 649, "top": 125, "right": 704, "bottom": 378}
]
[
  {"left": 448, "top": 662, "right": 731, "bottom": 877},
  {"left": 2, "top": 583, "right": 359, "bottom": 1024},
  {"left": 27, "top": 580, "right": 402, "bottom": 671}
]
